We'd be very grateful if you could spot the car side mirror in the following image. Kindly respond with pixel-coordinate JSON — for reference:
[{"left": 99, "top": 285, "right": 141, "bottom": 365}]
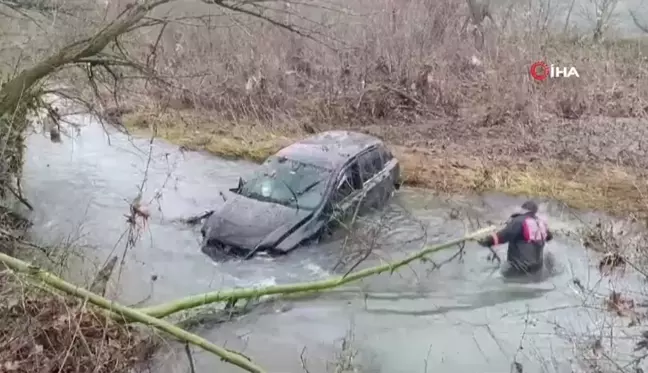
[{"left": 230, "top": 177, "right": 244, "bottom": 193}]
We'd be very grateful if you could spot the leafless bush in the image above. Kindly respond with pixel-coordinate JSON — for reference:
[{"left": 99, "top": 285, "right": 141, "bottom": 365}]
[
  {"left": 95, "top": 0, "right": 648, "bottom": 134},
  {"left": 578, "top": 218, "right": 648, "bottom": 274},
  {"left": 578, "top": 0, "right": 620, "bottom": 42}
]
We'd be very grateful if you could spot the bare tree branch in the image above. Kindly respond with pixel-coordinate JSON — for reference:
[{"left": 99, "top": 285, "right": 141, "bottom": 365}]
[
  {"left": 630, "top": 10, "right": 648, "bottom": 33},
  {"left": 203, "top": 0, "right": 337, "bottom": 49},
  {"left": 0, "top": 0, "right": 59, "bottom": 13},
  {"left": 0, "top": 0, "right": 174, "bottom": 115}
]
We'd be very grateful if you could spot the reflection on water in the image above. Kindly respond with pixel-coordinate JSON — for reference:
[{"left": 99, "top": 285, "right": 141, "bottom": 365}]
[{"left": 21, "top": 118, "right": 647, "bottom": 373}]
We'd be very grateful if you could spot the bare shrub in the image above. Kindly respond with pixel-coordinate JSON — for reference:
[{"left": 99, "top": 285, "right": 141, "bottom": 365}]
[
  {"left": 104, "top": 0, "right": 648, "bottom": 134},
  {"left": 578, "top": 218, "right": 648, "bottom": 272}
]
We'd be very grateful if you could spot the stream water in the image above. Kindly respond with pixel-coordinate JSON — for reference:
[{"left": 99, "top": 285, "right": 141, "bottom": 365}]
[{"left": 20, "top": 115, "right": 648, "bottom": 373}]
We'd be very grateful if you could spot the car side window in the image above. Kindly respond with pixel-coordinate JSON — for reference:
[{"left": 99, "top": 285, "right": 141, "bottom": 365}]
[
  {"left": 358, "top": 148, "right": 382, "bottom": 183},
  {"left": 333, "top": 162, "right": 361, "bottom": 202},
  {"left": 335, "top": 170, "right": 354, "bottom": 201}
]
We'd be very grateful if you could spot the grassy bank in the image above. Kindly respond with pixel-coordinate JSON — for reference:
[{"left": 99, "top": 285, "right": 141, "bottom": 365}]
[{"left": 121, "top": 109, "right": 648, "bottom": 220}]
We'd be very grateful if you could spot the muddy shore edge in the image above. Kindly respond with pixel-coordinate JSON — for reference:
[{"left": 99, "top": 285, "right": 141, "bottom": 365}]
[{"left": 116, "top": 108, "right": 648, "bottom": 220}]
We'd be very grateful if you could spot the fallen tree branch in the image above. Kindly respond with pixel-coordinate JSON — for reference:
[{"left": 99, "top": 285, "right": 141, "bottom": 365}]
[
  {"left": 185, "top": 342, "right": 197, "bottom": 373},
  {"left": 0, "top": 252, "right": 267, "bottom": 373},
  {"left": 138, "top": 226, "right": 496, "bottom": 318}
]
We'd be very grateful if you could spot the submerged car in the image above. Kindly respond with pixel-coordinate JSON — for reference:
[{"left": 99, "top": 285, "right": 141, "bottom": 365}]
[{"left": 200, "top": 130, "right": 401, "bottom": 260}]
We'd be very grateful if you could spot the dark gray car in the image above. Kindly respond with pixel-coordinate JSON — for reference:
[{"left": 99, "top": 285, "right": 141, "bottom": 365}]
[{"left": 200, "top": 130, "right": 401, "bottom": 260}]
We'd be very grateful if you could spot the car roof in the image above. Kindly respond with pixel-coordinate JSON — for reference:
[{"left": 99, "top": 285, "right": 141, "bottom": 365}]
[{"left": 274, "top": 130, "right": 383, "bottom": 170}]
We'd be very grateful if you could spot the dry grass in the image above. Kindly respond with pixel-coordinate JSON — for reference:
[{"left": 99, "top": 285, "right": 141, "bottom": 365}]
[
  {"left": 123, "top": 109, "right": 293, "bottom": 162},
  {"left": 119, "top": 0, "right": 648, "bottom": 124}
]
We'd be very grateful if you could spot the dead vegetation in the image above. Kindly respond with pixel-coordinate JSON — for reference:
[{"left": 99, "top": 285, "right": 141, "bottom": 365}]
[
  {"left": 121, "top": 0, "right": 647, "bottom": 125},
  {"left": 0, "top": 273, "right": 156, "bottom": 373}
]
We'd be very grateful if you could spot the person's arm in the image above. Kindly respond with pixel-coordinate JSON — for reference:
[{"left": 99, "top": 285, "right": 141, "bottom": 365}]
[{"left": 480, "top": 218, "right": 522, "bottom": 246}]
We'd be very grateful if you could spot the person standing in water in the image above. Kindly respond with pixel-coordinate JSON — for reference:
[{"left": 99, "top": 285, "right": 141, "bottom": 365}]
[{"left": 477, "top": 200, "right": 554, "bottom": 277}]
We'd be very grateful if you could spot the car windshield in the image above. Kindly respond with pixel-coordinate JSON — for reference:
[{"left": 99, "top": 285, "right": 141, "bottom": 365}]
[{"left": 238, "top": 156, "right": 332, "bottom": 210}]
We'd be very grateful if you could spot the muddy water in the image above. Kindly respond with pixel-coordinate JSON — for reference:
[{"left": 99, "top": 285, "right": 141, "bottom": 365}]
[{"left": 22, "top": 116, "right": 647, "bottom": 373}]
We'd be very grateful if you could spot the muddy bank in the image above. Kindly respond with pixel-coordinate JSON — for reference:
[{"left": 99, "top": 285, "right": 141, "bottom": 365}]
[
  {"left": 21, "top": 117, "right": 648, "bottom": 373},
  {"left": 118, "top": 109, "right": 648, "bottom": 220}
]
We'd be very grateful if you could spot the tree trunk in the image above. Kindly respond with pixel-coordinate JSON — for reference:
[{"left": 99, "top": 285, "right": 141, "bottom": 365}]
[{"left": 0, "top": 1, "right": 170, "bottom": 115}]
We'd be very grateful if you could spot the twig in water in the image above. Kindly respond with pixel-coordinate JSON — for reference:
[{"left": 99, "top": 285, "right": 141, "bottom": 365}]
[
  {"left": 486, "top": 245, "right": 502, "bottom": 264},
  {"left": 185, "top": 343, "right": 196, "bottom": 373},
  {"left": 331, "top": 191, "right": 366, "bottom": 273},
  {"left": 300, "top": 346, "right": 311, "bottom": 373},
  {"left": 342, "top": 206, "right": 388, "bottom": 277},
  {"left": 424, "top": 244, "right": 465, "bottom": 272},
  {"left": 511, "top": 361, "right": 523, "bottom": 373},
  {"left": 423, "top": 344, "right": 433, "bottom": 373},
  {"left": 511, "top": 307, "right": 532, "bottom": 373}
]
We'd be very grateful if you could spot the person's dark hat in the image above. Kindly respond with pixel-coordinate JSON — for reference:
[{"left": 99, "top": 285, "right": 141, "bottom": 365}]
[{"left": 521, "top": 200, "right": 539, "bottom": 214}]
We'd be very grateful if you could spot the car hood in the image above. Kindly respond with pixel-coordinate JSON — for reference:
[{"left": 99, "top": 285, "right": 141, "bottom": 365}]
[{"left": 203, "top": 194, "right": 311, "bottom": 250}]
